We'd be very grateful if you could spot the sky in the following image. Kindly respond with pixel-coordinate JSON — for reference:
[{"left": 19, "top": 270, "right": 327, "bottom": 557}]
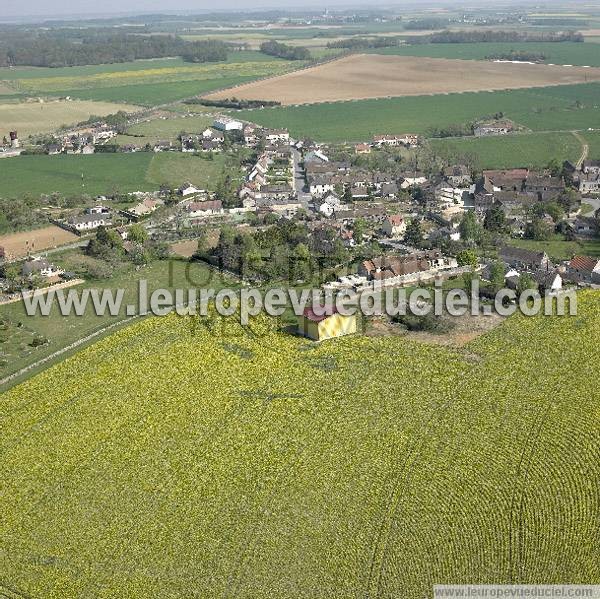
[{"left": 0, "top": 0, "right": 533, "bottom": 20}]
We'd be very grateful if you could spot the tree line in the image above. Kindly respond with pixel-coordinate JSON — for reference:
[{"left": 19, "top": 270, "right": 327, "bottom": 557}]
[
  {"left": 408, "top": 30, "right": 584, "bottom": 45},
  {"left": 259, "top": 41, "right": 311, "bottom": 61},
  {"left": 0, "top": 29, "right": 231, "bottom": 68}
]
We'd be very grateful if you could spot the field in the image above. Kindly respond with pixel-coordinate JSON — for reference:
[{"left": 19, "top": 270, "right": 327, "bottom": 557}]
[
  {"left": 430, "top": 131, "right": 584, "bottom": 169},
  {"left": 236, "top": 82, "right": 600, "bottom": 142},
  {"left": 0, "top": 260, "right": 232, "bottom": 386},
  {"left": 0, "top": 99, "right": 140, "bottom": 140},
  {"left": 506, "top": 236, "right": 600, "bottom": 261},
  {"left": 0, "top": 293, "right": 597, "bottom": 597},
  {"left": 0, "top": 54, "right": 296, "bottom": 107},
  {"left": 0, "top": 226, "right": 79, "bottom": 260},
  {"left": 367, "top": 41, "right": 600, "bottom": 67},
  {"left": 582, "top": 130, "right": 600, "bottom": 158},
  {"left": 0, "top": 152, "right": 235, "bottom": 198},
  {"left": 204, "top": 54, "right": 600, "bottom": 105},
  {"left": 115, "top": 114, "right": 215, "bottom": 146}
]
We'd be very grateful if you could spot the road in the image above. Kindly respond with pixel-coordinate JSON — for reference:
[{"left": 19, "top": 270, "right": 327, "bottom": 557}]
[
  {"left": 582, "top": 197, "right": 600, "bottom": 216},
  {"left": 572, "top": 131, "right": 589, "bottom": 170},
  {"left": 291, "top": 147, "right": 312, "bottom": 210}
]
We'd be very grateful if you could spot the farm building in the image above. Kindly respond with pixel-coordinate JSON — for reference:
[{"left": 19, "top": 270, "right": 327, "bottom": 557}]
[
  {"left": 298, "top": 307, "right": 357, "bottom": 342},
  {"left": 213, "top": 117, "right": 243, "bottom": 132}
]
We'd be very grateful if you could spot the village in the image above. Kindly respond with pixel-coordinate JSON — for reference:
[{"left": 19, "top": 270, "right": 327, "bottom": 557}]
[{"left": 1, "top": 110, "right": 600, "bottom": 341}]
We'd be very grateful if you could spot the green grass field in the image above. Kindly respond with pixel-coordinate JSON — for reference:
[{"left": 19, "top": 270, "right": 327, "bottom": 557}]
[
  {"left": 582, "top": 130, "right": 600, "bottom": 158},
  {"left": 49, "top": 76, "right": 264, "bottom": 106},
  {"left": 430, "top": 131, "right": 584, "bottom": 169},
  {"left": 0, "top": 260, "right": 232, "bottom": 387},
  {"left": 0, "top": 293, "right": 597, "bottom": 597},
  {"left": 367, "top": 42, "right": 600, "bottom": 66},
  {"left": 236, "top": 82, "right": 600, "bottom": 142},
  {"left": 0, "top": 152, "right": 234, "bottom": 198},
  {"left": 116, "top": 114, "right": 216, "bottom": 146},
  {"left": 506, "top": 236, "right": 600, "bottom": 261}
]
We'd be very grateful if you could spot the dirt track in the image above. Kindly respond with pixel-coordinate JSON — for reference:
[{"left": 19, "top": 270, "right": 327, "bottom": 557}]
[{"left": 203, "top": 54, "right": 600, "bottom": 105}]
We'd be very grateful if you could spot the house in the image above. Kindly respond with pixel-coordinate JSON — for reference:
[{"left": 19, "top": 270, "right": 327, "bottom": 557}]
[
  {"left": 474, "top": 122, "right": 513, "bottom": 137},
  {"left": 373, "top": 134, "right": 419, "bottom": 148},
  {"left": 316, "top": 192, "right": 341, "bottom": 217},
  {"left": 524, "top": 173, "right": 565, "bottom": 199},
  {"left": 67, "top": 213, "right": 112, "bottom": 231},
  {"left": 297, "top": 306, "right": 357, "bottom": 341},
  {"left": 531, "top": 271, "right": 563, "bottom": 295},
  {"left": 181, "top": 135, "right": 200, "bottom": 153},
  {"left": 178, "top": 183, "right": 204, "bottom": 198},
  {"left": 350, "top": 185, "right": 369, "bottom": 200},
  {"left": 359, "top": 250, "right": 451, "bottom": 282},
  {"left": 304, "top": 150, "right": 329, "bottom": 164},
  {"left": 579, "top": 172, "right": 600, "bottom": 195},
  {"left": 444, "top": 165, "right": 472, "bottom": 187},
  {"left": 86, "top": 205, "right": 110, "bottom": 215},
  {"left": 400, "top": 176, "right": 427, "bottom": 190},
  {"left": 567, "top": 255, "right": 600, "bottom": 284},
  {"left": 182, "top": 200, "right": 224, "bottom": 225},
  {"left": 309, "top": 176, "right": 335, "bottom": 197},
  {"left": 243, "top": 125, "right": 258, "bottom": 146},
  {"left": 379, "top": 182, "right": 399, "bottom": 198},
  {"left": 125, "top": 198, "right": 163, "bottom": 219},
  {"left": 582, "top": 159, "right": 600, "bottom": 176},
  {"left": 22, "top": 257, "right": 64, "bottom": 278},
  {"left": 355, "top": 143, "right": 371, "bottom": 154},
  {"left": 47, "top": 143, "right": 63, "bottom": 155},
  {"left": 153, "top": 140, "right": 172, "bottom": 152},
  {"left": 573, "top": 216, "right": 597, "bottom": 237},
  {"left": 213, "top": 117, "right": 243, "bottom": 131},
  {"left": 264, "top": 128, "right": 290, "bottom": 143},
  {"left": 381, "top": 215, "right": 406, "bottom": 238},
  {"left": 499, "top": 246, "right": 550, "bottom": 271},
  {"left": 481, "top": 169, "right": 528, "bottom": 192}
]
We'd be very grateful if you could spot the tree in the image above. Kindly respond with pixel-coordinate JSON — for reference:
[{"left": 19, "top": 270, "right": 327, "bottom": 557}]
[
  {"left": 456, "top": 249, "right": 478, "bottom": 269},
  {"left": 404, "top": 219, "right": 423, "bottom": 247},
  {"left": 128, "top": 224, "right": 148, "bottom": 245},
  {"left": 517, "top": 273, "right": 538, "bottom": 296},
  {"left": 488, "top": 260, "right": 506, "bottom": 292},
  {"left": 525, "top": 217, "right": 553, "bottom": 241},
  {"left": 459, "top": 211, "right": 481, "bottom": 243},
  {"left": 547, "top": 158, "right": 562, "bottom": 178},
  {"left": 352, "top": 218, "right": 367, "bottom": 244},
  {"left": 484, "top": 202, "right": 507, "bottom": 233},
  {"left": 545, "top": 201, "right": 564, "bottom": 223}
]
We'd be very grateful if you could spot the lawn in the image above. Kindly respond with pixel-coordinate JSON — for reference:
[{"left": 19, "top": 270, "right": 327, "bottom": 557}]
[
  {"left": 236, "top": 82, "right": 600, "bottom": 142},
  {"left": 0, "top": 152, "right": 235, "bottom": 198},
  {"left": 429, "top": 131, "right": 583, "bottom": 169},
  {"left": 367, "top": 42, "right": 600, "bottom": 67},
  {"left": 0, "top": 259, "right": 233, "bottom": 387},
  {"left": 506, "top": 235, "right": 600, "bottom": 261},
  {"left": 0, "top": 292, "right": 597, "bottom": 597},
  {"left": 581, "top": 130, "right": 600, "bottom": 159},
  {"left": 116, "top": 114, "right": 215, "bottom": 146}
]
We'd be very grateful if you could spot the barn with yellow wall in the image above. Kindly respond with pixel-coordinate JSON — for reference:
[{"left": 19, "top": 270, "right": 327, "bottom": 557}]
[{"left": 298, "top": 309, "right": 358, "bottom": 341}]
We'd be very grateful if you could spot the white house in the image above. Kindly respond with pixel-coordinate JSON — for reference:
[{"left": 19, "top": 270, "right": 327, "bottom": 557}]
[
  {"left": 401, "top": 176, "right": 428, "bottom": 190},
  {"left": 213, "top": 117, "right": 243, "bottom": 132},
  {"left": 67, "top": 213, "right": 112, "bottom": 231},
  {"left": 178, "top": 183, "right": 204, "bottom": 198},
  {"left": 382, "top": 215, "right": 407, "bottom": 238},
  {"left": 316, "top": 192, "right": 341, "bottom": 217},
  {"left": 22, "top": 257, "right": 64, "bottom": 278}
]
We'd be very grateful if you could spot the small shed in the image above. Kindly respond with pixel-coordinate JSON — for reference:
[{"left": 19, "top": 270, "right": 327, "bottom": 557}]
[{"left": 298, "top": 307, "right": 357, "bottom": 341}]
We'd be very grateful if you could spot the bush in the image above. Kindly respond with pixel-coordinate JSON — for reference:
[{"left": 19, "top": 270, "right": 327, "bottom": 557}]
[{"left": 393, "top": 313, "right": 454, "bottom": 334}]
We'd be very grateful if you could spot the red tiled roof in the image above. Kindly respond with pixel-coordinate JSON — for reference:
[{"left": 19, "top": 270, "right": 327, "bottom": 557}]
[
  {"left": 303, "top": 306, "right": 339, "bottom": 322},
  {"left": 570, "top": 255, "right": 599, "bottom": 272}
]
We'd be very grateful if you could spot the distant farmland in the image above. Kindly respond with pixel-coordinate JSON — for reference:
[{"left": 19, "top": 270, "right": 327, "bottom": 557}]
[
  {"left": 236, "top": 82, "right": 600, "bottom": 142},
  {"left": 430, "top": 131, "right": 584, "bottom": 169},
  {"left": 367, "top": 41, "right": 600, "bottom": 67},
  {"left": 205, "top": 54, "right": 600, "bottom": 105}
]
